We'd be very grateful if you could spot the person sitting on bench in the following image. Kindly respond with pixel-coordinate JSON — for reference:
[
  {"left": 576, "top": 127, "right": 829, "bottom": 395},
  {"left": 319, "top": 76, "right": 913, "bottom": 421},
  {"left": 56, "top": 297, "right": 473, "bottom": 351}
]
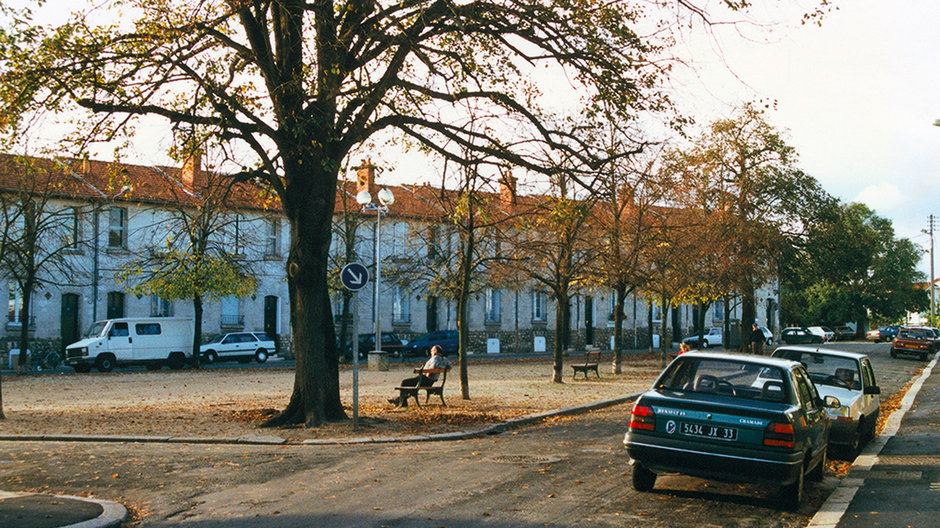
[{"left": 388, "top": 345, "right": 452, "bottom": 407}]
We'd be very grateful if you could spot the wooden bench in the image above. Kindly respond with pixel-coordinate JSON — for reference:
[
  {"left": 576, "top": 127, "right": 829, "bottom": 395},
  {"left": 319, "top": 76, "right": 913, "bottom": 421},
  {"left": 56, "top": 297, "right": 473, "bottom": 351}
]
[
  {"left": 394, "top": 367, "right": 449, "bottom": 407},
  {"left": 571, "top": 350, "right": 601, "bottom": 379}
]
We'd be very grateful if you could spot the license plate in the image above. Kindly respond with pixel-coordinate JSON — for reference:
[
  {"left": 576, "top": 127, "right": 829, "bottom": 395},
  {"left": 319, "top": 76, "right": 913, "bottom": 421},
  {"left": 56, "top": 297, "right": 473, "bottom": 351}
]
[{"left": 680, "top": 422, "right": 738, "bottom": 441}]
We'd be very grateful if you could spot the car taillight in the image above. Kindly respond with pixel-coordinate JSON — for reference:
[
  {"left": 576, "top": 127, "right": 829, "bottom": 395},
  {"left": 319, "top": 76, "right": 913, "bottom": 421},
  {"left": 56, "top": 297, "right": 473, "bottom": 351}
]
[
  {"left": 629, "top": 404, "right": 655, "bottom": 431},
  {"left": 764, "top": 421, "right": 795, "bottom": 448}
]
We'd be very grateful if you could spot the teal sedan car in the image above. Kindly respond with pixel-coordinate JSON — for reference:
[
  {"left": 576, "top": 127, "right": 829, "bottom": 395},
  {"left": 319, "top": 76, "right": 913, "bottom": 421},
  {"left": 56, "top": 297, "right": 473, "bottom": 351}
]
[{"left": 623, "top": 352, "right": 839, "bottom": 509}]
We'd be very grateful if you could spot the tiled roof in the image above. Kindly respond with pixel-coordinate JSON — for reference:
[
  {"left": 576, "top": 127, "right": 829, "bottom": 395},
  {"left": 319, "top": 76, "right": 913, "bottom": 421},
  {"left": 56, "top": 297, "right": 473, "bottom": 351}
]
[{"left": 0, "top": 153, "right": 546, "bottom": 220}]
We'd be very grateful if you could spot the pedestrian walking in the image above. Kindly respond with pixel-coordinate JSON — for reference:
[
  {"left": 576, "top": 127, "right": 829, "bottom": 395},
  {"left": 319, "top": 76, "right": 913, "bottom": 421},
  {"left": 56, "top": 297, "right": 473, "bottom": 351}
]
[{"left": 749, "top": 323, "right": 766, "bottom": 355}]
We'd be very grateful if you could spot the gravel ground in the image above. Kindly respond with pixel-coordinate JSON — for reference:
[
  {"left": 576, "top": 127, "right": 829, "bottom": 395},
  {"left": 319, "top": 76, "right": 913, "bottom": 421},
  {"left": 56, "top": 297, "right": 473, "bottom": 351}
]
[{"left": 0, "top": 354, "right": 665, "bottom": 443}]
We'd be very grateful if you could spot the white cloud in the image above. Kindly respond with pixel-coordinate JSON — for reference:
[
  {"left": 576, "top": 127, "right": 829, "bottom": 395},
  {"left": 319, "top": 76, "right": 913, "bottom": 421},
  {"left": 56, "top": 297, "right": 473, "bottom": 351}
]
[{"left": 853, "top": 183, "right": 905, "bottom": 211}]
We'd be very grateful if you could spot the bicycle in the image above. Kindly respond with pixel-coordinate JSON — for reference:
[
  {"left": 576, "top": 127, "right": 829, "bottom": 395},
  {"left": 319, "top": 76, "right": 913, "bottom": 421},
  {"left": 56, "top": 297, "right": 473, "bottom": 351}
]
[{"left": 32, "top": 349, "right": 63, "bottom": 372}]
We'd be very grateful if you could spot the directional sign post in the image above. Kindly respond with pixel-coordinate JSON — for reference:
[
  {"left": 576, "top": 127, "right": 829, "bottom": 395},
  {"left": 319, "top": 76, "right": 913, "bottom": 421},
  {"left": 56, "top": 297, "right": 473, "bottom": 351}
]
[
  {"left": 341, "top": 262, "right": 369, "bottom": 292},
  {"left": 341, "top": 263, "right": 369, "bottom": 429}
]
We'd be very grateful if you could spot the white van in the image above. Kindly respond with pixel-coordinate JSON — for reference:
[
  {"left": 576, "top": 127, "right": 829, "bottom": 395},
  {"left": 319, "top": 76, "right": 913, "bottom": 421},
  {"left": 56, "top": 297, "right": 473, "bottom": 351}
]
[{"left": 65, "top": 317, "right": 194, "bottom": 373}]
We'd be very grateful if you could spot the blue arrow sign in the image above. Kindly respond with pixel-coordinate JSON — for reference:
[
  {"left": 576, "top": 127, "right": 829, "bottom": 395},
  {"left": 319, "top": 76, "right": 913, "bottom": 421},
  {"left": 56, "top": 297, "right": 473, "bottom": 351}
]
[{"left": 341, "top": 262, "right": 370, "bottom": 291}]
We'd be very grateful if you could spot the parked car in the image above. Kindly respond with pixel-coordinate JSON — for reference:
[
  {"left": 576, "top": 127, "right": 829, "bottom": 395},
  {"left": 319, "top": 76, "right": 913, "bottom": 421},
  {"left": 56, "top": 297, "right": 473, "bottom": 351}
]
[
  {"left": 623, "top": 351, "right": 837, "bottom": 509},
  {"left": 342, "top": 332, "right": 407, "bottom": 359},
  {"left": 807, "top": 326, "right": 834, "bottom": 342},
  {"left": 890, "top": 327, "right": 937, "bottom": 361},
  {"left": 772, "top": 346, "right": 880, "bottom": 456},
  {"left": 402, "top": 330, "right": 458, "bottom": 357},
  {"left": 866, "top": 325, "right": 900, "bottom": 343},
  {"left": 833, "top": 326, "right": 856, "bottom": 341},
  {"left": 200, "top": 332, "right": 276, "bottom": 364},
  {"left": 65, "top": 317, "right": 194, "bottom": 372},
  {"left": 682, "top": 327, "right": 723, "bottom": 349},
  {"left": 781, "top": 327, "right": 824, "bottom": 345},
  {"left": 759, "top": 325, "right": 774, "bottom": 346}
]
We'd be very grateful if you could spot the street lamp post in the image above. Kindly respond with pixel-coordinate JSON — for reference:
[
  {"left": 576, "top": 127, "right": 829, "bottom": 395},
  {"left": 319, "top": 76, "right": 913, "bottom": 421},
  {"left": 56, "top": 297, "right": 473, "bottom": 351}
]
[{"left": 356, "top": 187, "right": 394, "bottom": 366}]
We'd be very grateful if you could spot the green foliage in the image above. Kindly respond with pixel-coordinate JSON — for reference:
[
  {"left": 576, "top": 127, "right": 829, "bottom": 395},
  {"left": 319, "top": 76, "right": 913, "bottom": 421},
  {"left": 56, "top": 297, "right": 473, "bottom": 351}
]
[
  {"left": 781, "top": 202, "right": 927, "bottom": 324},
  {"left": 118, "top": 250, "right": 256, "bottom": 301}
]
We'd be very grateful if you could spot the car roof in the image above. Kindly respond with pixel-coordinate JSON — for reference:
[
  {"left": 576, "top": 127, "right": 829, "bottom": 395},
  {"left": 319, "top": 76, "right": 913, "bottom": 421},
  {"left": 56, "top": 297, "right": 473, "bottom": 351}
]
[
  {"left": 678, "top": 351, "right": 801, "bottom": 369},
  {"left": 772, "top": 345, "right": 867, "bottom": 361}
]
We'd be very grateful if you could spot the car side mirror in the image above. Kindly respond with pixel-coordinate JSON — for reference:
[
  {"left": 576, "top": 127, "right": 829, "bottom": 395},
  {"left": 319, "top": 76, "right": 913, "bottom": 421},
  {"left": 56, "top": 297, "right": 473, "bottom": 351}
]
[
  {"left": 823, "top": 395, "right": 841, "bottom": 408},
  {"left": 865, "top": 386, "right": 881, "bottom": 395}
]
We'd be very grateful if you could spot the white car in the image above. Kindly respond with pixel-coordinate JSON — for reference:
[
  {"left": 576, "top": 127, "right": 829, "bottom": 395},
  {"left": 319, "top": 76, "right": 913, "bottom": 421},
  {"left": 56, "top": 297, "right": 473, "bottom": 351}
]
[
  {"left": 681, "top": 327, "right": 723, "bottom": 348},
  {"left": 807, "top": 326, "right": 834, "bottom": 342},
  {"left": 201, "top": 332, "right": 276, "bottom": 364},
  {"left": 772, "top": 346, "right": 880, "bottom": 455}
]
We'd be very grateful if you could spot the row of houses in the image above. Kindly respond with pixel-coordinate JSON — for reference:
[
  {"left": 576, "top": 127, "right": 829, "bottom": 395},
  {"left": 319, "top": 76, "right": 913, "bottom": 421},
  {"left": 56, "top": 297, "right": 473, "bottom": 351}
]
[{"left": 0, "top": 153, "right": 779, "bottom": 357}]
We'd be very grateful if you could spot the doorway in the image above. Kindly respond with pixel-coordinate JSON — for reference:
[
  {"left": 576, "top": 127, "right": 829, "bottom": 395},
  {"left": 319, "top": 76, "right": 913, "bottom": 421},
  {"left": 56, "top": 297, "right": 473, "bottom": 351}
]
[{"left": 60, "top": 293, "right": 80, "bottom": 351}]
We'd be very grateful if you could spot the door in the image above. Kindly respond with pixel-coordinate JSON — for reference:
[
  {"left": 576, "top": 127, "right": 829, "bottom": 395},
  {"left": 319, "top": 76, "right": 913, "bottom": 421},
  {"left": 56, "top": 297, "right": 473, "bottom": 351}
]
[
  {"left": 107, "top": 322, "right": 133, "bottom": 361},
  {"left": 60, "top": 293, "right": 80, "bottom": 352},
  {"left": 264, "top": 296, "right": 279, "bottom": 337},
  {"left": 584, "top": 297, "right": 594, "bottom": 346},
  {"left": 426, "top": 296, "right": 438, "bottom": 333}
]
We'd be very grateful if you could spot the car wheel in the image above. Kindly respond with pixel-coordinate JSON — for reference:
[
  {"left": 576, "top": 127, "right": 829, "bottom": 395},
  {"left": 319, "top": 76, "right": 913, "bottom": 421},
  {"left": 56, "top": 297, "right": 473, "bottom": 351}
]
[
  {"left": 167, "top": 353, "right": 186, "bottom": 370},
  {"left": 808, "top": 449, "right": 826, "bottom": 482},
  {"left": 700, "top": 341, "right": 709, "bottom": 349},
  {"left": 781, "top": 462, "right": 805, "bottom": 511},
  {"left": 95, "top": 354, "right": 115, "bottom": 373},
  {"left": 255, "top": 349, "right": 269, "bottom": 363},
  {"left": 204, "top": 350, "right": 218, "bottom": 364},
  {"left": 631, "top": 462, "right": 656, "bottom": 492},
  {"left": 766, "top": 338, "right": 773, "bottom": 346}
]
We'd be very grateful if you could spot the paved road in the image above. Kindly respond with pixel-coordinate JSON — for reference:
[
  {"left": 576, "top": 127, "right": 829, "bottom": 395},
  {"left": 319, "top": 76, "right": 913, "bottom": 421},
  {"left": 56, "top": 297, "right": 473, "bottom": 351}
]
[{"left": 0, "top": 341, "right": 922, "bottom": 527}]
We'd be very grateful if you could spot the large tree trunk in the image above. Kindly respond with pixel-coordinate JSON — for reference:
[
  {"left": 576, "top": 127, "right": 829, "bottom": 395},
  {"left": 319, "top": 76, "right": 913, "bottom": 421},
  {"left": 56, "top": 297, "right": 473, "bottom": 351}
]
[
  {"left": 16, "top": 282, "right": 32, "bottom": 373},
  {"left": 611, "top": 285, "right": 626, "bottom": 374},
  {"left": 552, "top": 290, "right": 569, "bottom": 383},
  {"left": 262, "top": 159, "right": 345, "bottom": 428},
  {"left": 740, "top": 284, "right": 756, "bottom": 352},
  {"left": 191, "top": 295, "right": 203, "bottom": 368},
  {"left": 457, "top": 290, "right": 470, "bottom": 399}
]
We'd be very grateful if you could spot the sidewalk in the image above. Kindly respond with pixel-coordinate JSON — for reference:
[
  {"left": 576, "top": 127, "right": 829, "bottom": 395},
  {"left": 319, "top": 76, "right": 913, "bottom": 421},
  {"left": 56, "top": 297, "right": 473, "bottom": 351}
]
[{"left": 810, "top": 353, "right": 940, "bottom": 528}]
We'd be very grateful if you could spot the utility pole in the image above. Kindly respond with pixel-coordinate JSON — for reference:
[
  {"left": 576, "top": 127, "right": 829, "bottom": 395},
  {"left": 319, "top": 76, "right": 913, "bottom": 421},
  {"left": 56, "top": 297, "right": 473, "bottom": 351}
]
[{"left": 930, "top": 214, "right": 936, "bottom": 323}]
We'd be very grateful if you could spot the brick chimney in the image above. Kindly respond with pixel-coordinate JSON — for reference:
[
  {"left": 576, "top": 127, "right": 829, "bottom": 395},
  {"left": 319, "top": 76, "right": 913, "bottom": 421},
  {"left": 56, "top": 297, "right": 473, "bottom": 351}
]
[
  {"left": 182, "top": 150, "right": 206, "bottom": 189},
  {"left": 355, "top": 158, "right": 377, "bottom": 198},
  {"left": 500, "top": 172, "right": 517, "bottom": 206}
]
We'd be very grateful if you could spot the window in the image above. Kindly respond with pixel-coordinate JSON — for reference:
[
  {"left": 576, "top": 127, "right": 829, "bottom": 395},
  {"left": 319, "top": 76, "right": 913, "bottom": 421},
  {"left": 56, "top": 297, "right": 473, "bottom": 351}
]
[
  {"left": 392, "top": 285, "right": 410, "bottom": 324},
  {"left": 532, "top": 291, "right": 547, "bottom": 322},
  {"left": 135, "top": 323, "right": 162, "bottom": 335},
  {"left": 63, "top": 207, "right": 80, "bottom": 248},
  {"left": 150, "top": 294, "right": 173, "bottom": 317},
  {"left": 220, "top": 296, "right": 242, "bottom": 326},
  {"left": 7, "top": 282, "right": 27, "bottom": 325},
  {"left": 390, "top": 221, "right": 409, "bottom": 256},
  {"left": 713, "top": 300, "right": 725, "bottom": 322},
  {"left": 652, "top": 303, "right": 663, "bottom": 322},
  {"left": 106, "top": 292, "right": 125, "bottom": 319},
  {"left": 485, "top": 288, "right": 501, "bottom": 324},
  {"left": 109, "top": 322, "right": 129, "bottom": 337},
  {"left": 607, "top": 294, "right": 616, "bottom": 321},
  {"left": 264, "top": 217, "right": 280, "bottom": 257},
  {"left": 108, "top": 207, "right": 127, "bottom": 248}
]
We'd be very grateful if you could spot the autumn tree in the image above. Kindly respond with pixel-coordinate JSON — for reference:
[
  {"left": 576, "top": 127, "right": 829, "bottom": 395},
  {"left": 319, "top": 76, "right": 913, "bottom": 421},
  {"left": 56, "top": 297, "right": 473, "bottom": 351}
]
[
  {"left": 663, "top": 104, "right": 828, "bottom": 348},
  {"left": 591, "top": 148, "right": 672, "bottom": 373},
  {"left": 116, "top": 150, "right": 258, "bottom": 366}
]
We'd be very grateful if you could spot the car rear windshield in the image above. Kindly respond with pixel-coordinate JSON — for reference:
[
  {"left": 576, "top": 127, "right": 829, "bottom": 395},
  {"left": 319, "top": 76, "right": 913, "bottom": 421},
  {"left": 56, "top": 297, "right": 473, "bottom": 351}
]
[
  {"left": 776, "top": 352, "right": 860, "bottom": 390},
  {"left": 654, "top": 357, "right": 792, "bottom": 403}
]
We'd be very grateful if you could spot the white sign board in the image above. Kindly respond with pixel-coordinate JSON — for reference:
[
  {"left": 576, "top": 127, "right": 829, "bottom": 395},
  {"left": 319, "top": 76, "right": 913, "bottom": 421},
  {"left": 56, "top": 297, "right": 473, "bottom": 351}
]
[
  {"left": 533, "top": 336, "right": 546, "bottom": 353},
  {"left": 486, "top": 338, "right": 500, "bottom": 354}
]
